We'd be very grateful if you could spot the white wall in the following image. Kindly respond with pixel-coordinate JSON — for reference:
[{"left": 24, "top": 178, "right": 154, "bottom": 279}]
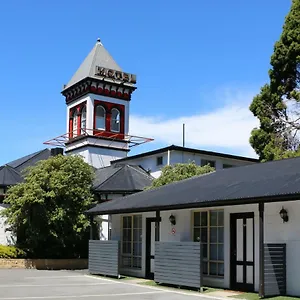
[
  {"left": 66, "top": 145, "right": 127, "bottom": 168},
  {"left": 0, "top": 205, "right": 14, "bottom": 246},
  {"left": 110, "top": 201, "right": 300, "bottom": 295},
  {"left": 112, "top": 150, "right": 257, "bottom": 178}
]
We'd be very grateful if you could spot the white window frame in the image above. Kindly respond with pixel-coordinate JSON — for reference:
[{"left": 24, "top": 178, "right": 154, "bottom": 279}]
[
  {"left": 73, "top": 110, "right": 78, "bottom": 137},
  {"left": 121, "top": 214, "right": 142, "bottom": 270},
  {"left": 192, "top": 209, "right": 224, "bottom": 278},
  {"left": 95, "top": 105, "right": 106, "bottom": 130},
  {"left": 81, "top": 106, "right": 86, "bottom": 134},
  {"left": 111, "top": 108, "right": 120, "bottom": 133}
]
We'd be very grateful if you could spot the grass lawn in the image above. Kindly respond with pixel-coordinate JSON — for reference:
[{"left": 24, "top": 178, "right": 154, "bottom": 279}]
[{"left": 232, "top": 293, "right": 300, "bottom": 300}]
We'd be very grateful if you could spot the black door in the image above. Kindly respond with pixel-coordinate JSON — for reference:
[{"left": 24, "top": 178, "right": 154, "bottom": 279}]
[
  {"left": 230, "top": 212, "right": 255, "bottom": 292},
  {"left": 145, "top": 218, "right": 156, "bottom": 279}
]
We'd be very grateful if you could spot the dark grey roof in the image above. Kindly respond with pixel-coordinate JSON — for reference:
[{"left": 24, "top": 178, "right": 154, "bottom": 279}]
[
  {"left": 0, "top": 165, "right": 23, "bottom": 187},
  {"left": 87, "top": 156, "right": 300, "bottom": 215},
  {"left": 93, "top": 164, "right": 153, "bottom": 193},
  {"left": 111, "top": 144, "right": 259, "bottom": 164},
  {"left": 64, "top": 39, "right": 122, "bottom": 90},
  {"left": 6, "top": 149, "right": 51, "bottom": 173}
]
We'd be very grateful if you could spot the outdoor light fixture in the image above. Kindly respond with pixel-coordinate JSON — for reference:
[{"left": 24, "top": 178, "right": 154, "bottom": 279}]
[
  {"left": 279, "top": 207, "right": 289, "bottom": 223},
  {"left": 169, "top": 214, "right": 176, "bottom": 225}
]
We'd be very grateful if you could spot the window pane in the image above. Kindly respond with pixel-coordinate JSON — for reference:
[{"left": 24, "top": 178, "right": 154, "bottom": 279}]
[
  {"left": 193, "top": 228, "right": 200, "bottom": 242},
  {"left": 201, "top": 212, "right": 208, "bottom": 226},
  {"left": 202, "top": 244, "right": 208, "bottom": 259},
  {"left": 133, "top": 242, "right": 141, "bottom": 256},
  {"left": 218, "top": 211, "right": 224, "bottom": 226},
  {"left": 218, "top": 227, "right": 224, "bottom": 243},
  {"left": 111, "top": 109, "right": 120, "bottom": 132},
  {"left": 210, "top": 244, "right": 218, "bottom": 260},
  {"left": 132, "top": 257, "right": 141, "bottom": 269},
  {"left": 210, "top": 211, "right": 218, "bottom": 226},
  {"left": 218, "top": 263, "right": 224, "bottom": 276},
  {"left": 122, "top": 256, "right": 131, "bottom": 268},
  {"left": 210, "top": 262, "right": 217, "bottom": 275},
  {"left": 203, "top": 262, "right": 208, "bottom": 275},
  {"left": 218, "top": 244, "right": 224, "bottom": 260},
  {"left": 194, "top": 212, "right": 200, "bottom": 226},
  {"left": 210, "top": 228, "right": 218, "bottom": 243},
  {"left": 200, "top": 228, "right": 208, "bottom": 243}
]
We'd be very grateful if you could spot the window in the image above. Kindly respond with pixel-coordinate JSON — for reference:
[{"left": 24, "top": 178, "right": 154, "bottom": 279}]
[
  {"left": 193, "top": 210, "right": 224, "bottom": 277},
  {"left": 156, "top": 156, "right": 163, "bottom": 166},
  {"left": 111, "top": 108, "right": 120, "bottom": 132},
  {"left": 81, "top": 106, "right": 86, "bottom": 134},
  {"left": 72, "top": 110, "right": 78, "bottom": 137},
  {"left": 121, "top": 215, "right": 142, "bottom": 269},
  {"left": 223, "top": 164, "right": 234, "bottom": 169},
  {"left": 201, "top": 159, "right": 216, "bottom": 168},
  {"left": 95, "top": 106, "right": 106, "bottom": 130}
]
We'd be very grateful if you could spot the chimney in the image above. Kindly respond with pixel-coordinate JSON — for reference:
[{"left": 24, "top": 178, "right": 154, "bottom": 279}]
[{"left": 50, "top": 148, "right": 64, "bottom": 156}]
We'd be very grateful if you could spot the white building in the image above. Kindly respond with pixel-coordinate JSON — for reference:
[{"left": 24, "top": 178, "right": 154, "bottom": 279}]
[{"left": 88, "top": 157, "right": 299, "bottom": 297}]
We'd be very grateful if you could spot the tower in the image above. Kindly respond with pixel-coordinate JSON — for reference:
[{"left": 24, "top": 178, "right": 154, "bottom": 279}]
[{"left": 45, "top": 39, "right": 152, "bottom": 168}]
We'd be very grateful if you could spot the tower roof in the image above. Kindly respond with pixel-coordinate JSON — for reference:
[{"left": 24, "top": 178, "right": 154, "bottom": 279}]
[{"left": 64, "top": 39, "right": 122, "bottom": 90}]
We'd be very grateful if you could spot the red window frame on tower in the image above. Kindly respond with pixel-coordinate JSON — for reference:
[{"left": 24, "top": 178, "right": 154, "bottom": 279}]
[
  {"left": 93, "top": 100, "right": 125, "bottom": 138},
  {"left": 69, "top": 101, "right": 87, "bottom": 138}
]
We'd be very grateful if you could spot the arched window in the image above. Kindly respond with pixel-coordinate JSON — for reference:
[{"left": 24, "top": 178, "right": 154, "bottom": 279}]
[
  {"left": 95, "top": 105, "right": 106, "bottom": 130},
  {"left": 81, "top": 106, "right": 86, "bottom": 134},
  {"left": 73, "top": 110, "right": 78, "bottom": 137},
  {"left": 111, "top": 108, "right": 120, "bottom": 132}
]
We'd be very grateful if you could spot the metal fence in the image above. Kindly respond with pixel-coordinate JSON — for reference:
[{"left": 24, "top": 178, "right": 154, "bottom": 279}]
[
  {"left": 154, "top": 242, "right": 202, "bottom": 289},
  {"left": 89, "top": 240, "right": 120, "bottom": 277}
]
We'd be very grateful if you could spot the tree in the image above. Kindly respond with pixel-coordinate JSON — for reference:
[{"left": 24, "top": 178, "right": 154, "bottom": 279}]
[
  {"left": 250, "top": 0, "right": 300, "bottom": 161},
  {"left": 1, "top": 155, "right": 96, "bottom": 258},
  {"left": 149, "top": 162, "right": 215, "bottom": 189}
]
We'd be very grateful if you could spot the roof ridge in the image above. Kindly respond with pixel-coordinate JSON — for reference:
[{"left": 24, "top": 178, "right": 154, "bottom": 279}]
[
  {"left": 93, "top": 165, "right": 123, "bottom": 190},
  {"left": 7, "top": 149, "right": 49, "bottom": 169},
  {"left": 127, "top": 165, "right": 154, "bottom": 179}
]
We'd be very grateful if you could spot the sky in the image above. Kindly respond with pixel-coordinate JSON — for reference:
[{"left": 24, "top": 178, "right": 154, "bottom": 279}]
[{"left": 0, "top": 0, "right": 292, "bottom": 165}]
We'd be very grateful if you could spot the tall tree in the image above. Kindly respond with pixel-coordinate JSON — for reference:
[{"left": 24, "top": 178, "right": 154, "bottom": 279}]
[
  {"left": 250, "top": 0, "right": 300, "bottom": 161},
  {"left": 149, "top": 162, "right": 214, "bottom": 189},
  {"left": 1, "top": 155, "right": 96, "bottom": 258}
]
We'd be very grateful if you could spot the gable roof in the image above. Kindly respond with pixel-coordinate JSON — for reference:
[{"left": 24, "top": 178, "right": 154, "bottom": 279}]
[
  {"left": 87, "top": 156, "right": 300, "bottom": 215},
  {"left": 111, "top": 144, "right": 259, "bottom": 164},
  {"left": 0, "top": 165, "right": 23, "bottom": 187},
  {"left": 64, "top": 39, "right": 122, "bottom": 90},
  {"left": 6, "top": 149, "right": 52, "bottom": 173},
  {"left": 93, "top": 164, "right": 153, "bottom": 193}
]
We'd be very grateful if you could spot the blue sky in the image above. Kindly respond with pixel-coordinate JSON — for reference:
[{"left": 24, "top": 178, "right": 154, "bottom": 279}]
[{"left": 0, "top": 0, "right": 292, "bottom": 165}]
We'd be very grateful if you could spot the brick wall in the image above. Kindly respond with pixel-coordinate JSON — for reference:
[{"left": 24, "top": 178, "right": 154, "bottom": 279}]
[{"left": 0, "top": 259, "right": 88, "bottom": 269}]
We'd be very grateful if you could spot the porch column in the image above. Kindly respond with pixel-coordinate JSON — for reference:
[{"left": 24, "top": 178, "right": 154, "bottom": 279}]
[
  {"left": 155, "top": 211, "right": 160, "bottom": 241},
  {"left": 90, "top": 215, "right": 94, "bottom": 240},
  {"left": 259, "top": 202, "right": 265, "bottom": 298}
]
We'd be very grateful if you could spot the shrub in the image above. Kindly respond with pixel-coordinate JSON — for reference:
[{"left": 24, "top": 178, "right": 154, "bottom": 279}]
[{"left": 0, "top": 245, "right": 26, "bottom": 258}]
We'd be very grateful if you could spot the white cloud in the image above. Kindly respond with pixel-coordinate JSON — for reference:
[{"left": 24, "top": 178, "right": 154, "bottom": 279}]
[{"left": 130, "top": 87, "right": 259, "bottom": 158}]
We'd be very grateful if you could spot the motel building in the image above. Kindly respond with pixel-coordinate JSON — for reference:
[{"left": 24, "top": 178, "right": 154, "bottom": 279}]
[{"left": 2, "top": 39, "right": 298, "bottom": 297}]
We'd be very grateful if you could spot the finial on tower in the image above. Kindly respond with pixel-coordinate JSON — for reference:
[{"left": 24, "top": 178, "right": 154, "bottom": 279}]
[{"left": 97, "top": 38, "right": 101, "bottom": 43}]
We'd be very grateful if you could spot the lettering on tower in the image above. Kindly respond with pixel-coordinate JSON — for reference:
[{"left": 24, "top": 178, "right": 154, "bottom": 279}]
[{"left": 95, "top": 66, "right": 136, "bottom": 84}]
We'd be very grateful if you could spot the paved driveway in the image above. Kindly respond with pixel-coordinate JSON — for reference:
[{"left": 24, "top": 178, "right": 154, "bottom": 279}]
[{"left": 0, "top": 269, "right": 218, "bottom": 300}]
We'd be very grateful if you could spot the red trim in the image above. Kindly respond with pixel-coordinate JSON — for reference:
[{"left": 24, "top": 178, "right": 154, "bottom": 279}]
[
  {"left": 68, "top": 101, "right": 87, "bottom": 138},
  {"left": 94, "top": 100, "right": 125, "bottom": 139}
]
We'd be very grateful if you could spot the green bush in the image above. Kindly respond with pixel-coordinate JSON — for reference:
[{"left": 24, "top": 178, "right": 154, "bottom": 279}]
[{"left": 0, "top": 245, "right": 26, "bottom": 258}]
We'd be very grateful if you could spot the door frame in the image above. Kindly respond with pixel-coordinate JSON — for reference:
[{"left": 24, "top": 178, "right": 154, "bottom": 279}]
[
  {"left": 145, "top": 217, "right": 157, "bottom": 279},
  {"left": 230, "top": 212, "right": 255, "bottom": 292}
]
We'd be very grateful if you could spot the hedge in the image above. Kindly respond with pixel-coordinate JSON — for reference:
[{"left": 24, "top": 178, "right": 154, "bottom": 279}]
[{"left": 0, "top": 245, "right": 26, "bottom": 258}]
